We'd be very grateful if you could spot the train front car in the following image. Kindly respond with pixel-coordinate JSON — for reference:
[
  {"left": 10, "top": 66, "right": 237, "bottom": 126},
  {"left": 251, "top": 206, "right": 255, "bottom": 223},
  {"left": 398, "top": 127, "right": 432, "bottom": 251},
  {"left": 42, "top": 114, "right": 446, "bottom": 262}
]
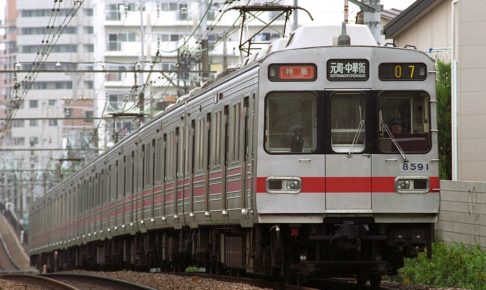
[{"left": 255, "top": 25, "right": 439, "bottom": 286}]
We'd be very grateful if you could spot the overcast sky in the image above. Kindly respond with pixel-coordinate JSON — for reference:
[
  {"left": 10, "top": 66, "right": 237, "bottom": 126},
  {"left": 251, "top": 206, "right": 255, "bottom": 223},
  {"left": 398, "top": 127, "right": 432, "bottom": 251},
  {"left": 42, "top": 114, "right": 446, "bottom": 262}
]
[
  {"left": 0, "top": 0, "right": 415, "bottom": 23},
  {"left": 296, "top": 0, "right": 416, "bottom": 25}
]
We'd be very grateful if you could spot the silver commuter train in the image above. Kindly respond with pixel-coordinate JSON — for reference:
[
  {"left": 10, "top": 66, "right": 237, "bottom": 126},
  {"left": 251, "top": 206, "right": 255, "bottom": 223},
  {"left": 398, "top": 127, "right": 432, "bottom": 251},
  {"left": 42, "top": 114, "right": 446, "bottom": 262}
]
[{"left": 29, "top": 24, "right": 439, "bottom": 287}]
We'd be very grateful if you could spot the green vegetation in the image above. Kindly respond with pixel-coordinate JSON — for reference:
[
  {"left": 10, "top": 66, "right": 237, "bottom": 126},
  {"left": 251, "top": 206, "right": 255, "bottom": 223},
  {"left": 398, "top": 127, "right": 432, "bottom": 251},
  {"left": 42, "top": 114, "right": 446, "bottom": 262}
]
[
  {"left": 436, "top": 60, "right": 452, "bottom": 180},
  {"left": 184, "top": 266, "right": 206, "bottom": 273},
  {"left": 398, "top": 242, "right": 486, "bottom": 290}
]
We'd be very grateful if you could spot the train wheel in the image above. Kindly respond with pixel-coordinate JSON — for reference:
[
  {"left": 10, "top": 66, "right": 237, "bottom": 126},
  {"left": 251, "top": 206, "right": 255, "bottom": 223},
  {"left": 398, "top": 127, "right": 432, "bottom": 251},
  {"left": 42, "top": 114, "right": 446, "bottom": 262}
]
[
  {"left": 370, "top": 273, "right": 382, "bottom": 290},
  {"left": 356, "top": 273, "right": 368, "bottom": 287}
]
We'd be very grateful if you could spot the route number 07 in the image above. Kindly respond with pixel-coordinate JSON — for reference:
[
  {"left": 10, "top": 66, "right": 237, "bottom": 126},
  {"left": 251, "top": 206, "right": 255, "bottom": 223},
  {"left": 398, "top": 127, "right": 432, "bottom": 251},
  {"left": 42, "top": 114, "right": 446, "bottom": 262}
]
[{"left": 395, "top": 65, "right": 415, "bottom": 79}]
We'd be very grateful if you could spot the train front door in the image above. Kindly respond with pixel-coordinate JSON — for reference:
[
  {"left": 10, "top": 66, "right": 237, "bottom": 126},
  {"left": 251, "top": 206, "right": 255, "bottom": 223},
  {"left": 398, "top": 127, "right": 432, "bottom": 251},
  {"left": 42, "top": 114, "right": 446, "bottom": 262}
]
[{"left": 325, "top": 90, "right": 372, "bottom": 211}]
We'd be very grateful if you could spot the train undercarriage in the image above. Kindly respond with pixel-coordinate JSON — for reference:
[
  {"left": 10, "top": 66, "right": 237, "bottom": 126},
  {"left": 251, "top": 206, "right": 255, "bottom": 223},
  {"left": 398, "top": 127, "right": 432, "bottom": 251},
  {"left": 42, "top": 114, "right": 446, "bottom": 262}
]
[{"left": 31, "top": 221, "right": 434, "bottom": 288}]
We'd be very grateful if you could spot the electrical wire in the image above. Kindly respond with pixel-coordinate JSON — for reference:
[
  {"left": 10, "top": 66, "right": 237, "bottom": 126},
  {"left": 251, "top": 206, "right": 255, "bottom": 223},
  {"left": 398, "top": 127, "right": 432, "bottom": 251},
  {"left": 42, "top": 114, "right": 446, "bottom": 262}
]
[{"left": 1, "top": 0, "right": 86, "bottom": 143}]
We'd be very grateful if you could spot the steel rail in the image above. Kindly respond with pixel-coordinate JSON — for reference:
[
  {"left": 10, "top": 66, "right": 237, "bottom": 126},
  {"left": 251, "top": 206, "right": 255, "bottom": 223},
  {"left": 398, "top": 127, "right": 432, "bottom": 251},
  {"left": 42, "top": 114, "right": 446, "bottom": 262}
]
[
  {"left": 2, "top": 274, "right": 78, "bottom": 290},
  {"left": 44, "top": 273, "right": 158, "bottom": 290}
]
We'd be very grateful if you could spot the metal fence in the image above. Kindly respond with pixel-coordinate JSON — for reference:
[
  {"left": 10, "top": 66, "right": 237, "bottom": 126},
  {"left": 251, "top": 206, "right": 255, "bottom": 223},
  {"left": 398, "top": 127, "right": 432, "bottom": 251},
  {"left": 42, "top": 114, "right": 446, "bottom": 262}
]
[{"left": 438, "top": 180, "right": 486, "bottom": 250}]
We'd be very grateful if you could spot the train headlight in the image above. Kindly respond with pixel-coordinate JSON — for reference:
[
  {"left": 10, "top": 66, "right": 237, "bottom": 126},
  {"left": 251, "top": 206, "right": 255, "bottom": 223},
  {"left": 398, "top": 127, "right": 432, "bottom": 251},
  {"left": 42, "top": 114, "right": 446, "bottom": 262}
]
[
  {"left": 395, "top": 177, "right": 429, "bottom": 194},
  {"left": 396, "top": 180, "right": 410, "bottom": 190},
  {"left": 266, "top": 177, "right": 301, "bottom": 194},
  {"left": 286, "top": 180, "right": 301, "bottom": 190}
]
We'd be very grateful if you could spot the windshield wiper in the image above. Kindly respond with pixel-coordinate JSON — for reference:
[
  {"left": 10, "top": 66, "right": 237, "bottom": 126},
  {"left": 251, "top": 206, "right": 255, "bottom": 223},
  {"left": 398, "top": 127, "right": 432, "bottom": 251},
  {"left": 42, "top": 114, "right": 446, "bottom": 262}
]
[
  {"left": 348, "top": 119, "right": 365, "bottom": 157},
  {"left": 382, "top": 124, "right": 408, "bottom": 162}
]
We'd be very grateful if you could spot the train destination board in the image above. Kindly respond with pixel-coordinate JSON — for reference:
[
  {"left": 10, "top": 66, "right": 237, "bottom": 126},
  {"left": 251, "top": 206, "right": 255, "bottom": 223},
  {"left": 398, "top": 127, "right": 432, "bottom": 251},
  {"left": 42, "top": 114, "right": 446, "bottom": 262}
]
[{"left": 327, "top": 59, "right": 369, "bottom": 81}]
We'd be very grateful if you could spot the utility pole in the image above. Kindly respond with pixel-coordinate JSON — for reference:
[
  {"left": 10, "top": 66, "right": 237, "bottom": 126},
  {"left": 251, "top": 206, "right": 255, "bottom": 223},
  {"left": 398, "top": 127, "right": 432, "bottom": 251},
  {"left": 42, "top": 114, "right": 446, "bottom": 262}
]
[
  {"left": 200, "top": 0, "right": 210, "bottom": 82},
  {"left": 292, "top": 0, "right": 299, "bottom": 30},
  {"left": 349, "top": 0, "right": 383, "bottom": 44},
  {"left": 139, "top": 0, "right": 146, "bottom": 122},
  {"left": 222, "top": 37, "right": 228, "bottom": 71}
]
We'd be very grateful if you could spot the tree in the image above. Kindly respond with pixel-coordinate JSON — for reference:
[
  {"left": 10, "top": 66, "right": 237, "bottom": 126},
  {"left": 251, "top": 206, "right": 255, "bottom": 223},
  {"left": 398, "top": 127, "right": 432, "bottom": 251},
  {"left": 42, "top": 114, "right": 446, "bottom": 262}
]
[{"left": 436, "top": 61, "right": 451, "bottom": 180}]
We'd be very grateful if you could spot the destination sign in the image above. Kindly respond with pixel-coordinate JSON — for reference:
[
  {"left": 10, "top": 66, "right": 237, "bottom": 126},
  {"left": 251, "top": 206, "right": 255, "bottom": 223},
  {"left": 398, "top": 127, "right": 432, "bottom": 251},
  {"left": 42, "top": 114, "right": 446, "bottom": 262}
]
[{"left": 327, "top": 59, "right": 369, "bottom": 81}]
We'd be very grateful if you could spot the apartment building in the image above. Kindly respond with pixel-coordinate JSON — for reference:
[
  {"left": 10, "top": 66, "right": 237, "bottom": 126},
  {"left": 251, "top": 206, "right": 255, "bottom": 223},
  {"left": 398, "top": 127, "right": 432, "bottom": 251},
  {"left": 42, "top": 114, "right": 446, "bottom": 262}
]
[{"left": 4, "top": 0, "right": 96, "bottom": 221}]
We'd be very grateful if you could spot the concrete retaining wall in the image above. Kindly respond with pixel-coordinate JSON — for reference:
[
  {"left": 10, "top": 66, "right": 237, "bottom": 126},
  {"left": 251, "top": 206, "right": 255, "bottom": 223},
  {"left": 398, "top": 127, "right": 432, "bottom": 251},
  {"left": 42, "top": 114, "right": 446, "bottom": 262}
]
[{"left": 438, "top": 180, "right": 486, "bottom": 250}]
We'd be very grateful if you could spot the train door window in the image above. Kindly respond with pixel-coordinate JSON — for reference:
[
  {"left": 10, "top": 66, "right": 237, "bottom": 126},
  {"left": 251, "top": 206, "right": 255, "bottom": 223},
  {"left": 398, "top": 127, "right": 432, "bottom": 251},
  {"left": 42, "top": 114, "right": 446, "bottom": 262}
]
[
  {"left": 115, "top": 161, "right": 119, "bottom": 200},
  {"left": 142, "top": 145, "right": 146, "bottom": 186},
  {"left": 154, "top": 138, "right": 160, "bottom": 183},
  {"left": 176, "top": 127, "right": 182, "bottom": 177},
  {"left": 138, "top": 145, "right": 144, "bottom": 191},
  {"left": 151, "top": 139, "right": 156, "bottom": 185},
  {"left": 206, "top": 114, "right": 211, "bottom": 169},
  {"left": 224, "top": 106, "right": 229, "bottom": 165},
  {"left": 166, "top": 132, "right": 173, "bottom": 180},
  {"left": 162, "top": 134, "right": 167, "bottom": 181},
  {"left": 108, "top": 165, "right": 112, "bottom": 201},
  {"left": 330, "top": 92, "right": 366, "bottom": 153},
  {"left": 130, "top": 151, "right": 135, "bottom": 195},
  {"left": 191, "top": 120, "right": 196, "bottom": 174},
  {"left": 194, "top": 120, "right": 200, "bottom": 171},
  {"left": 265, "top": 92, "right": 317, "bottom": 153},
  {"left": 378, "top": 91, "right": 431, "bottom": 153},
  {"left": 233, "top": 103, "right": 241, "bottom": 161},
  {"left": 123, "top": 156, "right": 127, "bottom": 197},
  {"left": 210, "top": 113, "right": 217, "bottom": 166}
]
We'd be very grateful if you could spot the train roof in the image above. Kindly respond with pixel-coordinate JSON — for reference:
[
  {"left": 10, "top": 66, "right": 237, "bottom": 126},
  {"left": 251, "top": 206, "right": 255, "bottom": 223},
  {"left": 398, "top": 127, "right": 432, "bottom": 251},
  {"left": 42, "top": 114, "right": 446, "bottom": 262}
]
[{"left": 286, "top": 24, "right": 378, "bottom": 48}]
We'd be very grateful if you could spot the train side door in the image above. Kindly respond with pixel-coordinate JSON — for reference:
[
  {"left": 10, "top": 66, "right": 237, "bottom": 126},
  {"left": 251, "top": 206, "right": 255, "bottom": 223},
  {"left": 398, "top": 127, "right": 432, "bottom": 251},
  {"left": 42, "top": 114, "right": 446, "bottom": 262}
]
[{"left": 325, "top": 90, "right": 372, "bottom": 211}]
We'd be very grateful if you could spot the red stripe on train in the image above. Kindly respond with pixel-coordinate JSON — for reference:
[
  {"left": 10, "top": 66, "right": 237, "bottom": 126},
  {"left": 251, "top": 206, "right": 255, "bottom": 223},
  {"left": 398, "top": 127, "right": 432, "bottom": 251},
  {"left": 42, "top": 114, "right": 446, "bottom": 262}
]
[{"left": 257, "top": 176, "right": 440, "bottom": 193}]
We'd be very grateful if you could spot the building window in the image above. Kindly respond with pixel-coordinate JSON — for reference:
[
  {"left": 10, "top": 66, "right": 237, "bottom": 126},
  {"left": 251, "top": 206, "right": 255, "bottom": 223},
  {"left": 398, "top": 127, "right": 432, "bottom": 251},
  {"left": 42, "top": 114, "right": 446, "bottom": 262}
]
[
  {"left": 84, "top": 26, "right": 94, "bottom": 34},
  {"left": 29, "top": 100, "right": 38, "bottom": 108},
  {"left": 48, "top": 100, "right": 56, "bottom": 106},
  {"left": 13, "top": 137, "right": 25, "bottom": 146},
  {"left": 49, "top": 119, "right": 58, "bottom": 126},
  {"left": 21, "top": 9, "right": 70, "bottom": 17},
  {"left": 21, "top": 44, "right": 77, "bottom": 53},
  {"left": 30, "top": 120, "right": 38, "bottom": 127},
  {"left": 161, "top": 2, "right": 178, "bottom": 11},
  {"left": 84, "top": 8, "right": 94, "bottom": 16},
  {"left": 84, "top": 44, "right": 94, "bottom": 52},
  {"left": 179, "top": 3, "right": 188, "bottom": 20},
  {"left": 106, "top": 4, "right": 121, "bottom": 21},
  {"left": 107, "top": 33, "right": 137, "bottom": 51},
  {"left": 28, "top": 82, "right": 72, "bottom": 90},
  {"left": 84, "top": 111, "right": 94, "bottom": 120},
  {"left": 108, "top": 94, "right": 123, "bottom": 111},
  {"left": 29, "top": 136, "right": 39, "bottom": 146},
  {"left": 84, "top": 81, "right": 93, "bottom": 89},
  {"left": 12, "top": 120, "right": 25, "bottom": 127}
]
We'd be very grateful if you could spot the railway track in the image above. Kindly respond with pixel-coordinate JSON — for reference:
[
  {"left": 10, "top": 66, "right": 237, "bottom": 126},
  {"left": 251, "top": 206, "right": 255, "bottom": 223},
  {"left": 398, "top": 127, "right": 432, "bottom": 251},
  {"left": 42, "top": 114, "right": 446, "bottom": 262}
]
[
  {"left": 2, "top": 270, "right": 399, "bottom": 290},
  {"left": 1, "top": 274, "right": 77, "bottom": 290},
  {"left": 44, "top": 273, "right": 158, "bottom": 290}
]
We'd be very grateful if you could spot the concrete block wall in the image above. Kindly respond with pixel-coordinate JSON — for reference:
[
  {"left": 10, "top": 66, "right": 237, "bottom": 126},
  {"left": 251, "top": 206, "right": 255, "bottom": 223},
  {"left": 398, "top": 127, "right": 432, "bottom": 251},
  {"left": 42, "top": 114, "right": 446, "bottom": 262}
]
[{"left": 438, "top": 180, "right": 486, "bottom": 250}]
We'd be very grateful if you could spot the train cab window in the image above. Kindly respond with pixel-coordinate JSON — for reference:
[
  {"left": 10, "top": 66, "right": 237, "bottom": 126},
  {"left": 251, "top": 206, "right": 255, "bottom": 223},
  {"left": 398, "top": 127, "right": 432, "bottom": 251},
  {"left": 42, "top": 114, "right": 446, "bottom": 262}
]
[
  {"left": 378, "top": 91, "right": 431, "bottom": 153},
  {"left": 265, "top": 92, "right": 317, "bottom": 153},
  {"left": 330, "top": 92, "right": 366, "bottom": 153}
]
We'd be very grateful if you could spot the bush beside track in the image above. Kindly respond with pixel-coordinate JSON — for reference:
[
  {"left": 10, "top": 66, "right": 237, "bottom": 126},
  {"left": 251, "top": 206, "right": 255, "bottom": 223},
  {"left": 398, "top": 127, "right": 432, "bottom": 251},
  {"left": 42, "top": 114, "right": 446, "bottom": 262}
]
[{"left": 396, "top": 242, "right": 486, "bottom": 290}]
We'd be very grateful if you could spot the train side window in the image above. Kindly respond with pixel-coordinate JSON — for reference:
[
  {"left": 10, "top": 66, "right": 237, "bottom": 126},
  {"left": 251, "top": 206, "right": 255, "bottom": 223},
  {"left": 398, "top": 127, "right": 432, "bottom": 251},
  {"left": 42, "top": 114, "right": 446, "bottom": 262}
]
[
  {"left": 330, "top": 92, "right": 366, "bottom": 153},
  {"left": 265, "top": 92, "right": 317, "bottom": 153},
  {"left": 378, "top": 91, "right": 431, "bottom": 153}
]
